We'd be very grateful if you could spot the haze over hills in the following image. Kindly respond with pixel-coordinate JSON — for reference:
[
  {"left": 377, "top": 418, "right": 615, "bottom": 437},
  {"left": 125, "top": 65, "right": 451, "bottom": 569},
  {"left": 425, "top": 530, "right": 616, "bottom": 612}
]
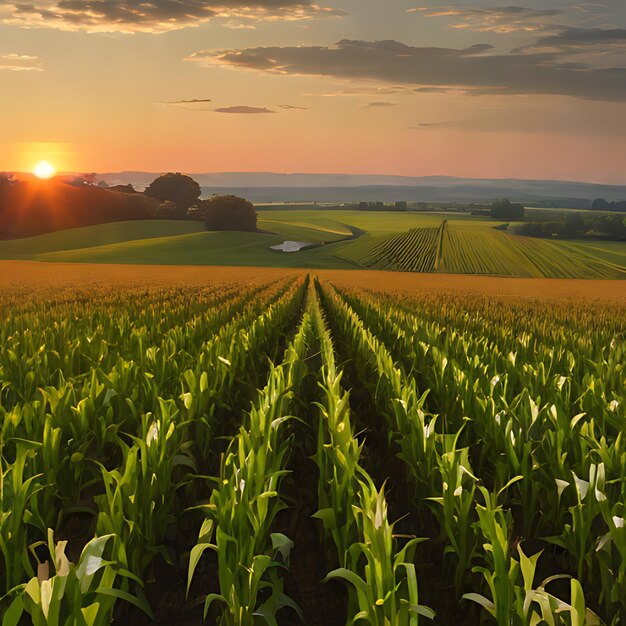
[{"left": 98, "top": 172, "right": 626, "bottom": 207}]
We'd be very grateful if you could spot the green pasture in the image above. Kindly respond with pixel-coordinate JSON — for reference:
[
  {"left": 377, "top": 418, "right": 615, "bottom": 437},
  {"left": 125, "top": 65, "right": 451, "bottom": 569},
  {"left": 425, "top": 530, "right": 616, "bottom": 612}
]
[{"left": 0, "top": 209, "right": 624, "bottom": 278}]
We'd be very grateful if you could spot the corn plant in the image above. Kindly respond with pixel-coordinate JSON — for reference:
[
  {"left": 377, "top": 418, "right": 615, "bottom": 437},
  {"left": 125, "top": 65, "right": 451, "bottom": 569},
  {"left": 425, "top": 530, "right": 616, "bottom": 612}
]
[
  {"left": 3, "top": 530, "right": 152, "bottom": 626},
  {"left": 426, "top": 436, "right": 479, "bottom": 594},
  {"left": 311, "top": 297, "right": 363, "bottom": 567},
  {"left": 0, "top": 440, "right": 47, "bottom": 597},
  {"left": 187, "top": 296, "right": 313, "bottom": 625},
  {"left": 327, "top": 477, "right": 434, "bottom": 625},
  {"left": 95, "top": 398, "right": 195, "bottom": 580},
  {"left": 464, "top": 486, "right": 601, "bottom": 625}
]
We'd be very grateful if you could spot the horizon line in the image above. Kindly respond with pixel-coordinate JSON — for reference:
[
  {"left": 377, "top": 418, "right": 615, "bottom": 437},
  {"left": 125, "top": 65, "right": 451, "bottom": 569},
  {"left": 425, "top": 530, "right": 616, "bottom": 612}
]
[{"left": 8, "top": 170, "right": 626, "bottom": 188}]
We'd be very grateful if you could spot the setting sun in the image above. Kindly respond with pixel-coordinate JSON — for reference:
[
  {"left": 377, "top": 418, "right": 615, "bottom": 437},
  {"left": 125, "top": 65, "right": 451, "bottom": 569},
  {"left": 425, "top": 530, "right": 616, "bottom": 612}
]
[{"left": 33, "top": 160, "right": 56, "bottom": 179}]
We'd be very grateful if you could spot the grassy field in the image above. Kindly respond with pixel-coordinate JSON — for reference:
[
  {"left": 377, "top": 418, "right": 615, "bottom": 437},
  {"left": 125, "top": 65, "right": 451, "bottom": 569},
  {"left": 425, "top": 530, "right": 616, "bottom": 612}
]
[
  {"left": 0, "top": 220, "right": 206, "bottom": 258},
  {"left": 0, "top": 220, "right": 358, "bottom": 269},
  {"left": 0, "top": 266, "right": 623, "bottom": 625},
  {"left": 557, "top": 239, "right": 626, "bottom": 266},
  {"left": 0, "top": 210, "right": 624, "bottom": 278}
]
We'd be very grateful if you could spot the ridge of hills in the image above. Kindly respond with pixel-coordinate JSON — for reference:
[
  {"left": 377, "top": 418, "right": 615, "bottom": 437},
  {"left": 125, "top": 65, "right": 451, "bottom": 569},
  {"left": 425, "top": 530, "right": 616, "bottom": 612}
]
[{"left": 97, "top": 172, "right": 626, "bottom": 205}]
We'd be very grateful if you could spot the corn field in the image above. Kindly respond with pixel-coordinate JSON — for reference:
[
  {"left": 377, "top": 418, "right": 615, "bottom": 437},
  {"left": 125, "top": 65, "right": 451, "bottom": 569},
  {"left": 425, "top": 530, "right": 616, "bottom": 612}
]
[
  {"left": 354, "top": 222, "right": 626, "bottom": 279},
  {"left": 0, "top": 275, "right": 624, "bottom": 625}
]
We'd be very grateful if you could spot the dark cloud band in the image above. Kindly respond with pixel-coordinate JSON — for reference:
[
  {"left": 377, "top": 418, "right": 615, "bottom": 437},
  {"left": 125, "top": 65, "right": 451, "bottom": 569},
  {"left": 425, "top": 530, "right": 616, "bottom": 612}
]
[
  {"left": 5, "top": 0, "right": 345, "bottom": 32},
  {"left": 188, "top": 38, "right": 626, "bottom": 102},
  {"left": 516, "top": 27, "right": 626, "bottom": 53},
  {"left": 214, "top": 106, "right": 275, "bottom": 113}
]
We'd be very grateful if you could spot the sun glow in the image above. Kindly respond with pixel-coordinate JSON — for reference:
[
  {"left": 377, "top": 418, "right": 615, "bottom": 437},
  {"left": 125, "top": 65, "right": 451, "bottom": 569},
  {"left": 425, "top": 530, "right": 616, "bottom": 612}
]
[{"left": 33, "top": 160, "right": 56, "bottom": 179}]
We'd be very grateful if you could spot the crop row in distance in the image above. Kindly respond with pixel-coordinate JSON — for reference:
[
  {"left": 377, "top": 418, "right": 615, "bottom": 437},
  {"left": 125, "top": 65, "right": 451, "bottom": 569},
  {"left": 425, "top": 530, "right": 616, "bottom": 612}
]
[
  {"left": 354, "top": 222, "right": 626, "bottom": 279},
  {"left": 0, "top": 275, "right": 624, "bottom": 625}
]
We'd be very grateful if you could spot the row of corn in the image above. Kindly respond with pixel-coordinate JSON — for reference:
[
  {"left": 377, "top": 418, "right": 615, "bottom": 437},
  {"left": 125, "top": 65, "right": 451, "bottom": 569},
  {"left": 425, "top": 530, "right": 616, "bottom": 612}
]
[
  {"left": 321, "top": 283, "right": 624, "bottom": 625},
  {"left": 1, "top": 277, "right": 624, "bottom": 625},
  {"left": 0, "top": 277, "right": 307, "bottom": 624}
]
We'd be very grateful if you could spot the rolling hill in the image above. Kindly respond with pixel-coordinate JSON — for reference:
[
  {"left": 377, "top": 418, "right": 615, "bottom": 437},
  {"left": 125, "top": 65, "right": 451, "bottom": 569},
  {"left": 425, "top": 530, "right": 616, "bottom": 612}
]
[
  {"left": 0, "top": 212, "right": 624, "bottom": 279},
  {"left": 0, "top": 219, "right": 358, "bottom": 269}
]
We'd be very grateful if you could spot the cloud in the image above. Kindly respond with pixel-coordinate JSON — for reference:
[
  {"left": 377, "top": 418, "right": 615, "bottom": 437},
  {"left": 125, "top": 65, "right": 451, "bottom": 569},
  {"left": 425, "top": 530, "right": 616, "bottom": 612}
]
[
  {"left": 222, "top": 20, "right": 256, "bottom": 29},
  {"left": 414, "top": 86, "right": 456, "bottom": 93},
  {"left": 278, "top": 104, "right": 308, "bottom": 109},
  {"left": 366, "top": 101, "right": 398, "bottom": 107},
  {"left": 160, "top": 98, "right": 214, "bottom": 111},
  {"left": 163, "top": 100, "right": 284, "bottom": 113},
  {"left": 166, "top": 98, "right": 212, "bottom": 104},
  {"left": 410, "top": 104, "right": 626, "bottom": 136},
  {"left": 410, "top": 3, "right": 624, "bottom": 56},
  {"left": 214, "top": 105, "right": 275, "bottom": 113},
  {"left": 411, "top": 5, "right": 564, "bottom": 33},
  {"left": 3, "top": 1, "right": 346, "bottom": 33},
  {"left": 190, "top": 38, "right": 626, "bottom": 101},
  {"left": 0, "top": 53, "right": 43, "bottom": 71},
  {"left": 515, "top": 26, "right": 626, "bottom": 54},
  {"left": 411, "top": 121, "right": 457, "bottom": 130},
  {"left": 304, "top": 85, "right": 414, "bottom": 98}
]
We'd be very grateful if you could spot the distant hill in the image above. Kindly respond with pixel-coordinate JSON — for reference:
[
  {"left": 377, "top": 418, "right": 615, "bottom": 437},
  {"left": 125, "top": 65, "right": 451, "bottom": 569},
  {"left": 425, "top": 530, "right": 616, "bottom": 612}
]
[
  {"left": 98, "top": 172, "right": 626, "bottom": 206},
  {"left": 0, "top": 178, "right": 162, "bottom": 239}
]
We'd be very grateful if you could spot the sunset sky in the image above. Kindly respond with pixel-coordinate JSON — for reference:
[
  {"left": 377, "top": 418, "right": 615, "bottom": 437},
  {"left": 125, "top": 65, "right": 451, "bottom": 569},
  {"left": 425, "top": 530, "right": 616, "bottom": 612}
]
[{"left": 1, "top": 0, "right": 625, "bottom": 182}]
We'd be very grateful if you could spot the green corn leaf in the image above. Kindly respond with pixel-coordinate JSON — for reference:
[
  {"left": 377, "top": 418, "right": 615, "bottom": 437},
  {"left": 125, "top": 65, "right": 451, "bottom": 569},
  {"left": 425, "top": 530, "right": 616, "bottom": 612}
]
[
  {"left": 570, "top": 579, "right": 586, "bottom": 626},
  {"left": 409, "top": 604, "right": 437, "bottom": 620},
  {"left": 462, "top": 592, "right": 495, "bottom": 616},
  {"left": 324, "top": 568, "right": 369, "bottom": 596},
  {"left": 2, "top": 596, "right": 24, "bottom": 626},
  {"left": 94, "top": 587, "right": 154, "bottom": 620},
  {"left": 203, "top": 593, "right": 226, "bottom": 620},
  {"left": 80, "top": 603, "right": 101, "bottom": 626}
]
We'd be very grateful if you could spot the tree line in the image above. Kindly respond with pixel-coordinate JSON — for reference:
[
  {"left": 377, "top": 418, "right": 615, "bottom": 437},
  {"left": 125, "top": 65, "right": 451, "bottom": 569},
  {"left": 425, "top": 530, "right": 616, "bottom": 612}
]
[
  {"left": 0, "top": 172, "right": 257, "bottom": 239},
  {"left": 591, "top": 198, "right": 626, "bottom": 213},
  {"left": 140, "top": 173, "right": 257, "bottom": 231},
  {"left": 511, "top": 212, "right": 626, "bottom": 240}
]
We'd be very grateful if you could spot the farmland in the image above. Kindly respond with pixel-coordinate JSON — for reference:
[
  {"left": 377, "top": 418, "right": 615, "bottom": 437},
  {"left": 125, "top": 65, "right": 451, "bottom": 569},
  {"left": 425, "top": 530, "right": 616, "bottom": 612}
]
[
  {"left": 0, "top": 262, "right": 624, "bottom": 625},
  {"left": 1, "top": 210, "right": 624, "bottom": 279},
  {"left": 348, "top": 221, "right": 626, "bottom": 279}
]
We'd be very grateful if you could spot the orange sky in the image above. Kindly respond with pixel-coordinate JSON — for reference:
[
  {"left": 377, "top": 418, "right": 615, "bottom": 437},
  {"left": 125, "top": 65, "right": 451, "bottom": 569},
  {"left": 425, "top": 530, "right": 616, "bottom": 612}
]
[{"left": 1, "top": 0, "right": 625, "bottom": 182}]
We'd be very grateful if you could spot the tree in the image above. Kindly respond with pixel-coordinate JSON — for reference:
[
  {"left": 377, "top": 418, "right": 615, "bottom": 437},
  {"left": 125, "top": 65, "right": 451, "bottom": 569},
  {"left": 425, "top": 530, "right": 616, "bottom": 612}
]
[
  {"left": 592, "top": 214, "right": 626, "bottom": 236},
  {"left": 609, "top": 214, "right": 626, "bottom": 235},
  {"left": 490, "top": 199, "right": 525, "bottom": 219},
  {"left": 591, "top": 198, "right": 626, "bottom": 213},
  {"left": 196, "top": 195, "right": 257, "bottom": 232},
  {"left": 144, "top": 173, "right": 201, "bottom": 218},
  {"left": 0, "top": 172, "right": 16, "bottom": 189},
  {"left": 150, "top": 200, "right": 180, "bottom": 220},
  {"left": 563, "top": 212, "right": 585, "bottom": 236},
  {"left": 66, "top": 173, "right": 99, "bottom": 187},
  {"left": 108, "top": 184, "right": 137, "bottom": 194}
]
